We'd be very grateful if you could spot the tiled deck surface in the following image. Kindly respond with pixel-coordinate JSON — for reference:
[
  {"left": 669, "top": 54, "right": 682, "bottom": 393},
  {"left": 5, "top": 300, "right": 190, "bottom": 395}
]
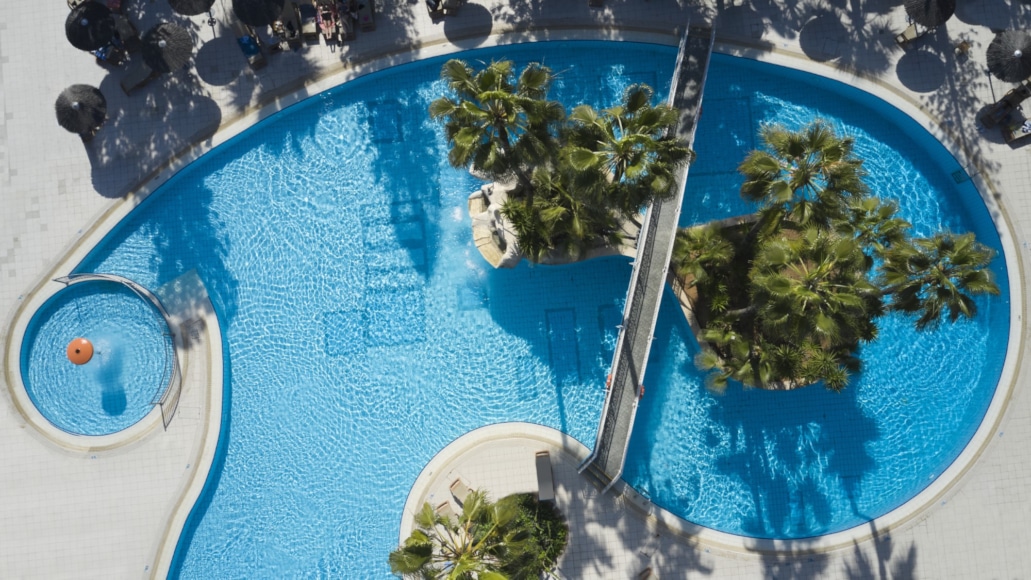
[{"left": 2, "top": 0, "right": 1031, "bottom": 578}]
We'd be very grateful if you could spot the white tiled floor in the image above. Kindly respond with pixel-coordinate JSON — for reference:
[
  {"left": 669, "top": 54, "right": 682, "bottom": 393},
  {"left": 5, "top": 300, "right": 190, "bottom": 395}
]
[{"left": 3, "top": 0, "right": 1031, "bottom": 577}]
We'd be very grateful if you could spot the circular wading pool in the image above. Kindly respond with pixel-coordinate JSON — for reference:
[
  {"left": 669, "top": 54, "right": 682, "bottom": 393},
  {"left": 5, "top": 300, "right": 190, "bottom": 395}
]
[{"left": 20, "top": 279, "right": 172, "bottom": 436}]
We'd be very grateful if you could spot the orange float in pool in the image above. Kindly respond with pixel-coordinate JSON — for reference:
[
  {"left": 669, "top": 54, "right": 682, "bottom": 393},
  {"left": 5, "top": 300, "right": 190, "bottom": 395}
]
[{"left": 67, "top": 338, "right": 94, "bottom": 365}]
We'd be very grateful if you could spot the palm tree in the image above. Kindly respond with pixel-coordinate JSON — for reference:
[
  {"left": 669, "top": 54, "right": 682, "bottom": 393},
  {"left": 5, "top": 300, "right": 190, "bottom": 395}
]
[
  {"left": 565, "top": 84, "right": 690, "bottom": 226},
  {"left": 750, "top": 227, "right": 882, "bottom": 351},
  {"left": 671, "top": 223, "right": 735, "bottom": 288},
  {"left": 389, "top": 490, "right": 530, "bottom": 579},
  {"left": 835, "top": 197, "right": 911, "bottom": 268},
  {"left": 738, "top": 121, "right": 868, "bottom": 241},
  {"left": 502, "top": 159, "right": 623, "bottom": 263},
  {"left": 880, "top": 232, "right": 999, "bottom": 330},
  {"left": 429, "top": 59, "right": 564, "bottom": 197}
]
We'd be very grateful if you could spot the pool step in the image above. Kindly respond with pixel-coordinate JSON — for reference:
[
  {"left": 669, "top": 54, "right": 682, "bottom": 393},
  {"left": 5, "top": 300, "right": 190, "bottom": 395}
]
[
  {"left": 580, "top": 462, "right": 613, "bottom": 492},
  {"left": 546, "top": 308, "right": 581, "bottom": 387}
]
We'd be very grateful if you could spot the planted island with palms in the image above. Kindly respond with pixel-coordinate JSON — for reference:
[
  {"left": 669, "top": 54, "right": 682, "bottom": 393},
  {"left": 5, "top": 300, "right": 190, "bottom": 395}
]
[
  {"left": 390, "top": 490, "right": 567, "bottom": 579},
  {"left": 431, "top": 59, "right": 1000, "bottom": 394}
]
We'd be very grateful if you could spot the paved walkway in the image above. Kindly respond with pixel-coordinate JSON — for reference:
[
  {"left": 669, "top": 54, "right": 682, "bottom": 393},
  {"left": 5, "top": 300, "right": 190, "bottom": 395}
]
[
  {"left": 586, "top": 24, "right": 716, "bottom": 488},
  {"left": 2, "top": 0, "right": 1031, "bottom": 578}
]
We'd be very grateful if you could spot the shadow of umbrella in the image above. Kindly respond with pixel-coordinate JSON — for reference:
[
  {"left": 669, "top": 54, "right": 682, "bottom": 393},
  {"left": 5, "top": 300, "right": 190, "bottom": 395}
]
[
  {"left": 142, "top": 23, "right": 194, "bottom": 74},
  {"left": 799, "top": 13, "right": 847, "bottom": 63},
  {"left": 896, "top": 49, "right": 946, "bottom": 93},
  {"left": 904, "top": 0, "right": 955, "bottom": 29},
  {"left": 987, "top": 30, "right": 1031, "bottom": 83},
  {"left": 194, "top": 34, "right": 243, "bottom": 86},
  {"left": 442, "top": 3, "right": 493, "bottom": 49},
  {"left": 169, "top": 0, "right": 216, "bottom": 17},
  {"left": 66, "top": 2, "right": 115, "bottom": 51},
  {"left": 56, "top": 84, "right": 107, "bottom": 140},
  {"left": 233, "top": 0, "right": 285, "bottom": 27}
]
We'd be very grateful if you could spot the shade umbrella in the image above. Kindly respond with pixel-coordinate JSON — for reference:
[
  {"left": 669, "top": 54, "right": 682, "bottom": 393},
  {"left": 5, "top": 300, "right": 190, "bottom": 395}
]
[
  {"left": 903, "top": 0, "right": 955, "bottom": 28},
  {"left": 232, "top": 0, "right": 284, "bottom": 27},
  {"left": 142, "top": 23, "right": 194, "bottom": 74},
  {"left": 987, "top": 30, "right": 1031, "bottom": 83},
  {"left": 65, "top": 2, "right": 116, "bottom": 51},
  {"left": 55, "top": 84, "right": 107, "bottom": 136},
  {"left": 168, "top": 0, "right": 216, "bottom": 16}
]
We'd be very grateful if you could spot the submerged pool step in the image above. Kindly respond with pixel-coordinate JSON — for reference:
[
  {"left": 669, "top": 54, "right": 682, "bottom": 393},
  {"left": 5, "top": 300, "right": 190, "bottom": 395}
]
[{"left": 546, "top": 308, "right": 581, "bottom": 387}]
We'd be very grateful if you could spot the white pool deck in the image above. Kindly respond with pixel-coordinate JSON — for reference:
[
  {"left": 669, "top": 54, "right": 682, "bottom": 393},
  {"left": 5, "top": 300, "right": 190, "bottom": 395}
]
[{"left": 2, "top": 0, "right": 1031, "bottom": 578}]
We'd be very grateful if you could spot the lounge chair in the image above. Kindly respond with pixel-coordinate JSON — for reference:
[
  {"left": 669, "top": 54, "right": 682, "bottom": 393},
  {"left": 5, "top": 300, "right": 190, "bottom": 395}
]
[
  {"left": 357, "top": 0, "right": 374, "bottom": 31},
  {"left": 536, "top": 451, "right": 555, "bottom": 502},
  {"left": 1003, "top": 114, "right": 1031, "bottom": 146},
  {"left": 113, "top": 14, "right": 141, "bottom": 53},
  {"left": 297, "top": 0, "right": 320, "bottom": 40},
  {"left": 120, "top": 57, "right": 156, "bottom": 95},
  {"left": 434, "top": 500, "right": 455, "bottom": 521},
  {"left": 450, "top": 478, "right": 471, "bottom": 504},
  {"left": 273, "top": 2, "right": 303, "bottom": 48},
  {"left": 895, "top": 23, "right": 924, "bottom": 50},
  {"left": 441, "top": 0, "right": 461, "bottom": 16},
  {"left": 234, "top": 21, "right": 268, "bottom": 70},
  {"left": 980, "top": 83, "right": 1031, "bottom": 129}
]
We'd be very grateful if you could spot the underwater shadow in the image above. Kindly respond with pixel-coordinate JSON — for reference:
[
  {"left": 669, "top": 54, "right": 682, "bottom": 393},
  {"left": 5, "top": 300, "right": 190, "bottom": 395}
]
[
  {"left": 485, "top": 257, "right": 632, "bottom": 433},
  {"left": 706, "top": 378, "right": 879, "bottom": 538}
]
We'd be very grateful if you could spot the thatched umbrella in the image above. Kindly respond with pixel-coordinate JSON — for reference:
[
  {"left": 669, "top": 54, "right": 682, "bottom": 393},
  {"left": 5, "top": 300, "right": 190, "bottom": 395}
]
[
  {"left": 903, "top": 0, "right": 955, "bottom": 28},
  {"left": 142, "top": 23, "right": 194, "bottom": 74},
  {"left": 168, "top": 0, "right": 216, "bottom": 16},
  {"left": 232, "top": 0, "right": 284, "bottom": 27},
  {"left": 55, "top": 85, "right": 107, "bottom": 137},
  {"left": 65, "top": 2, "right": 116, "bottom": 51},
  {"left": 987, "top": 30, "right": 1031, "bottom": 83}
]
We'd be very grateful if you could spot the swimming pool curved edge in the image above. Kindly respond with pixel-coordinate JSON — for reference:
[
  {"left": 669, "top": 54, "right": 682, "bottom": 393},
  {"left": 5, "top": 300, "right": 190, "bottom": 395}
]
[
  {"left": 4, "top": 277, "right": 167, "bottom": 451},
  {"left": 629, "top": 44, "right": 1025, "bottom": 553},
  {"left": 1, "top": 29, "right": 1022, "bottom": 577}
]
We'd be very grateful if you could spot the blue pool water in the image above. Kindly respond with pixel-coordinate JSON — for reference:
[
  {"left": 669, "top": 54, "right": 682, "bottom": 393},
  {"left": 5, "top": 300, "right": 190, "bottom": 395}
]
[
  {"left": 20, "top": 281, "right": 170, "bottom": 435},
  {"left": 58, "top": 41, "right": 1007, "bottom": 575}
]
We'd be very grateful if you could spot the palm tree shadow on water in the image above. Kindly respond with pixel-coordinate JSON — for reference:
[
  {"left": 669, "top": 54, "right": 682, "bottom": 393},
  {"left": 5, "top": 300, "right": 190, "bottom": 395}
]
[
  {"left": 709, "top": 374, "right": 879, "bottom": 538},
  {"left": 485, "top": 257, "right": 633, "bottom": 435},
  {"left": 625, "top": 291, "right": 879, "bottom": 541}
]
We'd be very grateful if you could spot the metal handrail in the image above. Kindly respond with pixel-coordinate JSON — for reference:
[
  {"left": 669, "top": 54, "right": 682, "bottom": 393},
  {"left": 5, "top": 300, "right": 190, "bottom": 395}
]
[{"left": 54, "top": 273, "right": 183, "bottom": 429}]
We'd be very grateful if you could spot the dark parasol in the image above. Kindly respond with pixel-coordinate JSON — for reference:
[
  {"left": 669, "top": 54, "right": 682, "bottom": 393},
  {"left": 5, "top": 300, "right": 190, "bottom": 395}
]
[
  {"left": 65, "top": 2, "right": 116, "bottom": 51},
  {"left": 55, "top": 84, "right": 107, "bottom": 136},
  {"left": 232, "top": 0, "right": 285, "bottom": 27},
  {"left": 987, "top": 30, "right": 1031, "bottom": 83},
  {"left": 903, "top": 0, "right": 955, "bottom": 28},
  {"left": 168, "top": 0, "right": 216, "bottom": 16},
  {"left": 142, "top": 23, "right": 194, "bottom": 74}
]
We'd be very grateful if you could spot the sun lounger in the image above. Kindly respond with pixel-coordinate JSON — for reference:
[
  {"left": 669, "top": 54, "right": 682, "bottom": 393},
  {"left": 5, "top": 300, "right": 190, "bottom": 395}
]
[
  {"left": 357, "top": 0, "right": 374, "bottom": 31},
  {"left": 297, "top": 0, "right": 319, "bottom": 40},
  {"left": 233, "top": 21, "right": 267, "bottom": 70},
  {"left": 441, "top": 0, "right": 461, "bottom": 16},
  {"left": 273, "top": 2, "right": 303, "bottom": 48},
  {"left": 981, "top": 83, "right": 1031, "bottom": 129},
  {"left": 435, "top": 500, "right": 455, "bottom": 520},
  {"left": 1003, "top": 114, "right": 1031, "bottom": 146},
  {"left": 536, "top": 450, "right": 555, "bottom": 502},
  {"left": 120, "top": 57, "right": 156, "bottom": 95},
  {"left": 113, "top": 14, "right": 141, "bottom": 53},
  {"left": 449, "top": 478, "right": 471, "bottom": 504},
  {"left": 895, "top": 23, "right": 924, "bottom": 50}
]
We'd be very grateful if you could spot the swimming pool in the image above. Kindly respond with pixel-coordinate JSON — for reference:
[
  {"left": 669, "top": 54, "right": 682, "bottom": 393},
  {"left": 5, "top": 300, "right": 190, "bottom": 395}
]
[
  {"left": 62, "top": 41, "right": 1006, "bottom": 575},
  {"left": 20, "top": 280, "right": 171, "bottom": 435}
]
